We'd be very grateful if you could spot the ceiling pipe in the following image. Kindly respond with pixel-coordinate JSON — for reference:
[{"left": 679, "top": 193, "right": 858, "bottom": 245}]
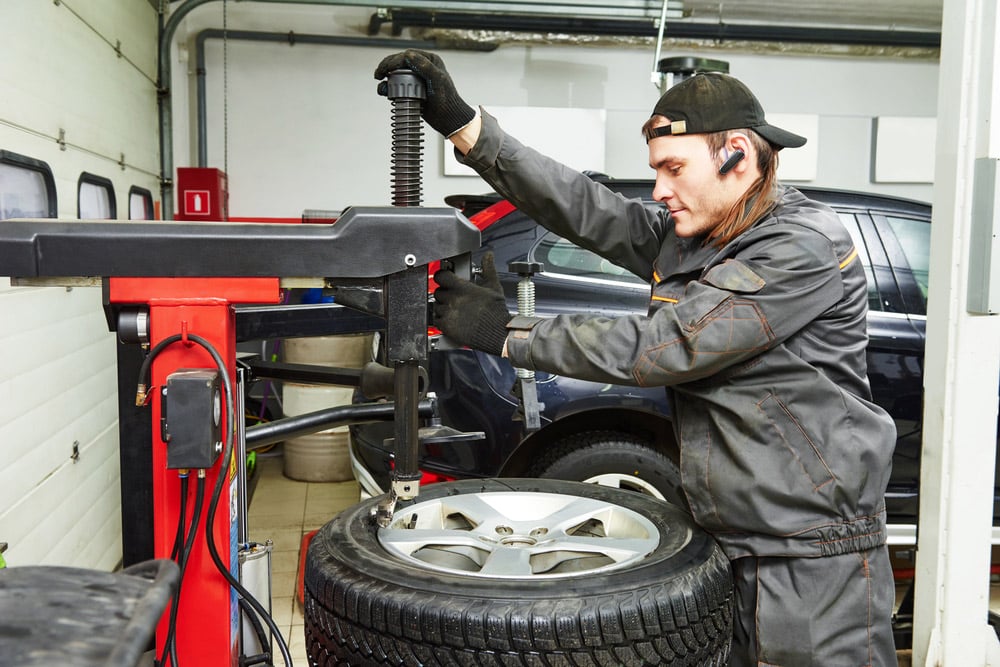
[
  {"left": 377, "top": 10, "right": 941, "bottom": 49},
  {"left": 160, "top": 0, "right": 218, "bottom": 220}
]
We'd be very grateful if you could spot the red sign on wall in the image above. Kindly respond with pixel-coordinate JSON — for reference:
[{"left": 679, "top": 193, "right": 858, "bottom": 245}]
[
  {"left": 175, "top": 167, "right": 228, "bottom": 221},
  {"left": 184, "top": 190, "right": 211, "bottom": 216}
]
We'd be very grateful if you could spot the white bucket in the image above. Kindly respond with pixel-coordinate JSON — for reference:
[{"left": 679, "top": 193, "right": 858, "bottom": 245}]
[
  {"left": 282, "top": 383, "right": 355, "bottom": 482},
  {"left": 282, "top": 430, "right": 352, "bottom": 482},
  {"left": 282, "top": 334, "right": 373, "bottom": 366},
  {"left": 281, "top": 334, "right": 373, "bottom": 482}
]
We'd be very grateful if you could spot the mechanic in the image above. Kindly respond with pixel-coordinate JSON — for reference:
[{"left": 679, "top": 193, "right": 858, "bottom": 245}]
[{"left": 375, "top": 50, "right": 897, "bottom": 666}]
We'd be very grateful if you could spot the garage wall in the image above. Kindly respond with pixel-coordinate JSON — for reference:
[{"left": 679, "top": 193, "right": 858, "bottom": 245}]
[
  {"left": 170, "top": 4, "right": 938, "bottom": 218},
  {"left": 0, "top": 0, "right": 160, "bottom": 569},
  {"left": 0, "top": 0, "right": 939, "bottom": 565}
]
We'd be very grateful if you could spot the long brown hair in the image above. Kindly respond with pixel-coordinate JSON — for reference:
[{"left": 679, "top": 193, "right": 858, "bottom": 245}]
[
  {"left": 642, "top": 118, "right": 780, "bottom": 248},
  {"left": 704, "top": 129, "right": 780, "bottom": 247}
]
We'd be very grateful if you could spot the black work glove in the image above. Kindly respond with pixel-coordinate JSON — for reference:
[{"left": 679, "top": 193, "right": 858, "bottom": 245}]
[
  {"left": 433, "top": 252, "right": 512, "bottom": 356},
  {"left": 374, "top": 49, "right": 476, "bottom": 137}
]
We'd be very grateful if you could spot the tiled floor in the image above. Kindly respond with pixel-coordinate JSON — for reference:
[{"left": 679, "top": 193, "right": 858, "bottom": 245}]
[{"left": 246, "top": 452, "right": 361, "bottom": 666}]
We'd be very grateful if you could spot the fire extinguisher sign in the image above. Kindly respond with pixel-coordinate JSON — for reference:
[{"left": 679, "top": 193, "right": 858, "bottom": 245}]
[{"left": 184, "top": 190, "right": 211, "bottom": 216}]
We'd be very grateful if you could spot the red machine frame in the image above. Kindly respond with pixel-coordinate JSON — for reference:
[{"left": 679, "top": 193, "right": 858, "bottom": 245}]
[{"left": 109, "top": 277, "right": 282, "bottom": 667}]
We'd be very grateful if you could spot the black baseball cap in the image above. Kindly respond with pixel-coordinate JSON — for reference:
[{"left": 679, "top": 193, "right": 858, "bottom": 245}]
[{"left": 646, "top": 72, "right": 806, "bottom": 149}]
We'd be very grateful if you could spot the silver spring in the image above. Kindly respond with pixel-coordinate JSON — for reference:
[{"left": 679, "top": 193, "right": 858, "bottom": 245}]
[
  {"left": 516, "top": 277, "right": 535, "bottom": 380},
  {"left": 517, "top": 277, "right": 535, "bottom": 317}
]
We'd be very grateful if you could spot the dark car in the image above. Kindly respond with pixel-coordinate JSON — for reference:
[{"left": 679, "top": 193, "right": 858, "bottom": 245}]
[{"left": 349, "top": 176, "right": 999, "bottom": 543}]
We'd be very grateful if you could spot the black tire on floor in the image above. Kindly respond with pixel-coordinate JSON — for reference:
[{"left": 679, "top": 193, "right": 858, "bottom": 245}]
[
  {"left": 304, "top": 478, "right": 732, "bottom": 666},
  {"left": 527, "top": 430, "right": 687, "bottom": 509}
]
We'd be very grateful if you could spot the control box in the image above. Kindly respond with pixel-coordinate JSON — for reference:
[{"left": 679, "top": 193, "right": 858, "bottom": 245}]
[{"left": 162, "top": 369, "right": 222, "bottom": 469}]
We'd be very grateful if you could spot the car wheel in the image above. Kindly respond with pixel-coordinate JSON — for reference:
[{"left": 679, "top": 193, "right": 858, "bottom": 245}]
[
  {"left": 304, "top": 478, "right": 732, "bottom": 666},
  {"left": 527, "top": 430, "right": 687, "bottom": 508}
]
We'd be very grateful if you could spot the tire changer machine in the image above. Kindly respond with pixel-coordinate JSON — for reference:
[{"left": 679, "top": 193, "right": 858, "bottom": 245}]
[{"left": 0, "top": 70, "right": 523, "bottom": 666}]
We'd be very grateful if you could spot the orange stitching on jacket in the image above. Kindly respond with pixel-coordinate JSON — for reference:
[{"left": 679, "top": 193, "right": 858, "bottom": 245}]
[
  {"left": 756, "top": 394, "right": 835, "bottom": 491},
  {"left": 813, "top": 530, "right": 883, "bottom": 546},
  {"left": 862, "top": 552, "right": 874, "bottom": 667},
  {"left": 711, "top": 509, "right": 887, "bottom": 539},
  {"left": 755, "top": 560, "right": 763, "bottom": 664}
]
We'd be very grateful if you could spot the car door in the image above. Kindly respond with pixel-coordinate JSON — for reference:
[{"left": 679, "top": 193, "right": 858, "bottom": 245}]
[
  {"left": 840, "top": 207, "right": 927, "bottom": 526},
  {"left": 870, "top": 207, "right": 1000, "bottom": 524}
]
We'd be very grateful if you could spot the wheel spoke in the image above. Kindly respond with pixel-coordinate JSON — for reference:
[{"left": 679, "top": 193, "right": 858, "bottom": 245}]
[
  {"left": 379, "top": 528, "right": 486, "bottom": 555},
  {"left": 477, "top": 546, "right": 534, "bottom": 576},
  {"left": 434, "top": 493, "right": 508, "bottom": 525},
  {"left": 543, "top": 496, "right": 620, "bottom": 532},
  {"left": 536, "top": 535, "right": 658, "bottom": 562}
]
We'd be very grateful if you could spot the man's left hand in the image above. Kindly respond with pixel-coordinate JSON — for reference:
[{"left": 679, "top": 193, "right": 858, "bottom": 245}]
[{"left": 374, "top": 49, "right": 476, "bottom": 138}]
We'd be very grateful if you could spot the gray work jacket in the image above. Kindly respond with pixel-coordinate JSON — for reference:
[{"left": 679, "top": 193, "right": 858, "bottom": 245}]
[{"left": 458, "top": 111, "right": 896, "bottom": 559}]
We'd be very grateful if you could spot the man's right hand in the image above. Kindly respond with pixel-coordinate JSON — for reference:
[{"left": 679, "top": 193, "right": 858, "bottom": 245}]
[{"left": 374, "top": 50, "right": 476, "bottom": 138}]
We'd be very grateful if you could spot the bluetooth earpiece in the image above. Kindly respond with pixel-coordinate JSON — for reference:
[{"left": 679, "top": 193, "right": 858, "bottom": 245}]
[{"left": 719, "top": 149, "right": 745, "bottom": 175}]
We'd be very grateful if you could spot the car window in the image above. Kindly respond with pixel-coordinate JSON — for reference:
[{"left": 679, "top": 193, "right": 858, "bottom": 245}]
[
  {"left": 839, "top": 213, "right": 882, "bottom": 312},
  {"left": 534, "top": 231, "right": 645, "bottom": 285},
  {"left": 885, "top": 215, "right": 931, "bottom": 306}
]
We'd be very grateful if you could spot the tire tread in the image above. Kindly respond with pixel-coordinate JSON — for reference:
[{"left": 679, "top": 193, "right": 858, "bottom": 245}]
[{"left": 306, "top": 550, "right": 732, "bottom": 665}]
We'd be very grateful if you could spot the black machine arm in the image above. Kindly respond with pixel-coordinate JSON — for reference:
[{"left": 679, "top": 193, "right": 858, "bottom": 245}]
[{"left": 0, "top": 206, "right": 478, "bottom": 279}]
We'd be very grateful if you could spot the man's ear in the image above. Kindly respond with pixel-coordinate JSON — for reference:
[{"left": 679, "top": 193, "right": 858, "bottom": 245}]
[{"left": 721, "top": 133, "right": 753, "bottom": 175}]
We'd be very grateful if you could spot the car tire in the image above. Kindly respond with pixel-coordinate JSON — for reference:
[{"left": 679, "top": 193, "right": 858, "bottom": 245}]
[
  {"left": 304, "top": 478, "right": 732, "bottom": 666},
  {"left": 527, "top": 430, "right": 687, "bottom": 508}
]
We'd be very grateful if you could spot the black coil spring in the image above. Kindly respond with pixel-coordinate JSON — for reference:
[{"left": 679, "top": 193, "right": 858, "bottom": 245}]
[{"left": 390, "top": 97, "right": 424, "bottom": 207}]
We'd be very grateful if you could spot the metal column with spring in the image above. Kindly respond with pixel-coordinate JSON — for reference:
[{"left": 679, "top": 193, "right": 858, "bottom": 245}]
[
  {"left": 509, "top": 261, "right": 544, "bottom": 432},
  {"left": 374, "top": 69, "right": 429, "bottom": 525}
]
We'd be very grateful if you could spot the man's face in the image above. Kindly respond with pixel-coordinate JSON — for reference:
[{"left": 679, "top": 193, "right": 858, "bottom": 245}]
[{"left": 647, "top": 128, "right": 736, "bottom": 238}]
